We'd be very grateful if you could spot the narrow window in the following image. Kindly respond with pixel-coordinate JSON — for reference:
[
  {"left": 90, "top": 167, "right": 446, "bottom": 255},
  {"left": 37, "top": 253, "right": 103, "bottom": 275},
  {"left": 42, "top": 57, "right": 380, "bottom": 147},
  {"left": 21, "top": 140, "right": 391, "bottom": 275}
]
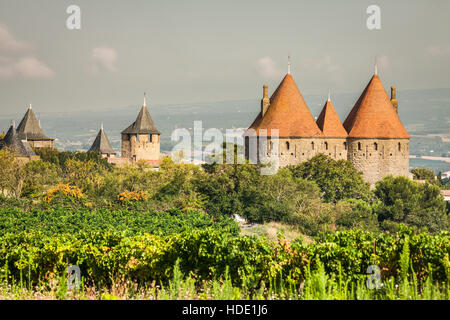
[
  {"left": 149, "top": 134, "right": 152, "bottom": 142},
  {"left": 374, "top": 142, "right": 378, "bottom": 151},
  {"left": 311, "top": 142, "right": 315, "bottom": 150},
  {"left": 270, "top": 141, "right": 273, "bottom": 151},
  {"left": 136, "top": 133, "right": 139, "bottom": 141},
  {"left": 344, "top": 142, "right": 347, "bottom": 150},
  {"left": 398, "top": 142, "right": 401, "bottom": 151},
  {"left": 286, "top": 141, "right": 290, "bottom": 150},
  {"left": 358, "top": 142, "right": 362, "bottom": 151},
  {"left": 325, "top": 142, "right": 328, "bottom": 150}
]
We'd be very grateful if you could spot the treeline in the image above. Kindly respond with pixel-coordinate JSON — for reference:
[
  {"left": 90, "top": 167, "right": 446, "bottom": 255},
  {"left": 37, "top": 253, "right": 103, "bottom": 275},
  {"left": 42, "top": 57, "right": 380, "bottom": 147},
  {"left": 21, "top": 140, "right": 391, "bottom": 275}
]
[{"left": 0, "top": 147, "right": 448, "bottom": 235}]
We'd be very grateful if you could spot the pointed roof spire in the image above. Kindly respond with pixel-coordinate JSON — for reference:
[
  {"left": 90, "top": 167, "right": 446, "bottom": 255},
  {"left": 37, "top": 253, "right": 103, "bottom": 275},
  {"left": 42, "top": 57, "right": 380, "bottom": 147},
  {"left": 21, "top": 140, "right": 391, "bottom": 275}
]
[
  {"left": 101, "top": 122, "right": 104, "bottom": 130},
  {"left": 29, "top": 103, "right": 32, "bottom": 110},
  {"left": 316, "top": 97, "right": 347, "bottom": 138},
  {"left": 245, "top": 73, "right": 323, "bottom": 137},
  {"left": 89, "top": 125, "right": 116, "bottom": 155},
  {"left": 0, "top": 122, "right": 36, "bottom": 156},
  {"left": 327, "top": 89, "right": 331, "bottom": 102},
  {"left": 343, "top": 72, "right": 409, "bottom": 138},
  {"left": 143, "top": 92, "right": 147, "bottom": 107},
  {"left": 17, "top": 106, "right": 53, "bottom": 141},
  {"left": 287, "top": 55, "right": 291, "bottom": 75},
  {"left": 374, "top": 57, "right": 378, "bottom": 76},
  {"left": 121, "top": 96, "right": 160, "bottom": 135}
]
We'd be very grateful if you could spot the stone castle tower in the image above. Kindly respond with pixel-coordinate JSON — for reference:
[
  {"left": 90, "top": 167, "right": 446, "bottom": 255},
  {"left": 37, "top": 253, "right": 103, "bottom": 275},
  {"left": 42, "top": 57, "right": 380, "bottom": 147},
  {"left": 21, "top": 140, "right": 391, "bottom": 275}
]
[
  {"left": 121, "top": 94, "right": 160, "bottom": 165},
  {"left": 0, "top": 121, "right": 39, "bottom": 161},
  {"left": 315, "top": 91, "right": 348, "bottom": 161},
  {"left": 89, "top": 124, "right": 116, "bottom": 158},
  {"left": 245, "top": 65, "right": 410, "bottom": 185},
  {"left": 16, "top": 104, "right": 54, "bottom": 149},
  {"left": 343, "top": 69, "right": 410, "bottom": 184},
  {"left": 245, "top": 71, "right": 324, "bottom": 167}
]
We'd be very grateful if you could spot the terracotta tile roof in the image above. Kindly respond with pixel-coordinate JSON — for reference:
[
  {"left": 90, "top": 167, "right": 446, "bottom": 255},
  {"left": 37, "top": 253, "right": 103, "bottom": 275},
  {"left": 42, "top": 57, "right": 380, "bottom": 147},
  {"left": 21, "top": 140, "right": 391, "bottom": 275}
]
[
  {"left": 343, "top": 75, "right": 410, "bottom": 139},
  {"left": 246, "top": 74, "right": 323, "bottom": 137},
  {"left": 316, "top": 99, "right": 348, "bottom": 138}
]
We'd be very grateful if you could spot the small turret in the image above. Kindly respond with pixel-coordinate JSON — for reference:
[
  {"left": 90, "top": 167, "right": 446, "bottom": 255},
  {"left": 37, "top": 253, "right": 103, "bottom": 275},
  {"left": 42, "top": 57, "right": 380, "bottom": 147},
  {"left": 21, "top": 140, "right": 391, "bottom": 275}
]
[
  {"left": 391, "top": 86, "right": 398, "bottom": 114},
  {"left": 261, "top": 85, "right": 270, "bottom": 117}
]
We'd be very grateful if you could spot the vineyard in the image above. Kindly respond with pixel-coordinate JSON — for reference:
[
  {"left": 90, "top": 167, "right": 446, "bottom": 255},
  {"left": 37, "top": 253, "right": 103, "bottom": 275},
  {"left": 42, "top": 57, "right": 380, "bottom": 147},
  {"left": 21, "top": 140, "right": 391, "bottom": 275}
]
[
  {"left": 0, "top": 224, "right": 449, "bottom": 299},
  {"left": 0, "top": 149, "right": 449, "bottom": 299}
]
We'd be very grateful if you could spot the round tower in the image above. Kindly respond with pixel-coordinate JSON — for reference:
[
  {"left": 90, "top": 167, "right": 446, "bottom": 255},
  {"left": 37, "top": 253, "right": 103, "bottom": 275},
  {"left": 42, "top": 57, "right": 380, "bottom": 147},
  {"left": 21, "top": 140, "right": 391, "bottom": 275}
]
[
  {"left": 343, "top": 70, "right": 410, "bottom": 185},
  {"left": 315, "top": 90, "right": 348, "bottom": 160}
]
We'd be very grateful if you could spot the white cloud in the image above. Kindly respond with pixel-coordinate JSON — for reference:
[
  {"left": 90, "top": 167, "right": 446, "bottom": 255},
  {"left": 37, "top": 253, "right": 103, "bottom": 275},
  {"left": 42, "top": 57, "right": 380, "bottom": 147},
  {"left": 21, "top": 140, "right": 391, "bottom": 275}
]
[
  {"left": 426, "top": 45, "right": 450, "bottom": 57},
  {"left": 0, "top": 57, "right": 54, "bottom": 79},
  {"left": 0, "top": 24, "right": 54, "bottom": 80},
  {"left": 255, "top": 56, "right": 284, "bottom": 80},
  {"left": 0, "top": 24, "right": 30, "bottom": 53},
  {"left": 89, "top": 47, "right": 118, "bottom": 74}
]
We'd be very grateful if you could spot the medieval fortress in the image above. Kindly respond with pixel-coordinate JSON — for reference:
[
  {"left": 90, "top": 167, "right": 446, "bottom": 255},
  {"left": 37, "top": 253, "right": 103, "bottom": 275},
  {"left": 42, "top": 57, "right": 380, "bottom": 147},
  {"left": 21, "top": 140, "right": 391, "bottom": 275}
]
[
  {"left": 245, "top": 65, "right": 410, "bottom": 184},
  {"left": 1, "top": 63, "right": 410, "bottom": 185}
]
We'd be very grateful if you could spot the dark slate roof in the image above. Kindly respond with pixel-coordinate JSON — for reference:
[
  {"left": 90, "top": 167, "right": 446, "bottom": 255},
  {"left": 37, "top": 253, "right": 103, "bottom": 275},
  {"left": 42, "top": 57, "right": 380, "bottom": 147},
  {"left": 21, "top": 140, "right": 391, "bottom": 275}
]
[
  {"left": 89, "top": 127, "right": 116, "bottom": 155},
  {"left": 17, "top": 106, "right": 54, "bottom": 141},
  {"left": 0, "top": 124, "right": 36, "bottom": 157},
  {"left": 121, "top": 106, "right": 160, "bottom": 135}
]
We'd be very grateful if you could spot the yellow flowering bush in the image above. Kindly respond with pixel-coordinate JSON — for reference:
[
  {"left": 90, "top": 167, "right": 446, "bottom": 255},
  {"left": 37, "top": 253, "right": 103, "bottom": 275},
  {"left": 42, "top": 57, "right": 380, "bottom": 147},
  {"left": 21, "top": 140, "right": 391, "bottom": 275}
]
[
  {"left": 43, "top": 184, "right": 84, "bottom": 203},
  {"left": 117, "top": 190, "right": 149, "bottom": 203}
]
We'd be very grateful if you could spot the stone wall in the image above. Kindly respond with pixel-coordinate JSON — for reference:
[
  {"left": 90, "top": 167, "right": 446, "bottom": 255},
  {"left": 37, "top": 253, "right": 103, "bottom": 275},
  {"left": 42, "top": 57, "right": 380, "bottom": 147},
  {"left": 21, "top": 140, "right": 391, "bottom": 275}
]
[
  {"left": 245, "top": 137, "right": 347, "bottom": 166},
  {"left": 245, "top": 136, "right": 409, "bottom": 185},
  {"left": 121, "top": 133, "right": 160, "bottom": 161},
  {"left": 347, "top": 138, "right": 410, "bottom": 185},
  {"left": 28, "top": 140, "right": 54, "bottom": 149}
]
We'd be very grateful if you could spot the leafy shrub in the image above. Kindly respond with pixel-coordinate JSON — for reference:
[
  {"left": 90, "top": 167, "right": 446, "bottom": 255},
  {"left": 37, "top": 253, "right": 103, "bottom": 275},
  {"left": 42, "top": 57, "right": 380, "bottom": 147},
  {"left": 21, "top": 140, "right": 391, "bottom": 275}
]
[
  {"left": 287, "top": 154, "right": 373, "bottom": 203},
  {"left": 117, "top": 190, "right": 149, "bottom": 203},
  {"left": 43, "top": 184, "right": 83, "bottom": 203},
  {"left": 0, "top": 207, "right": 239, "bottom": 237},
  {"left": 335, "top": 199, "right": 380, "bottom": 232},
  {"left": 0, "top": 228, "right": 448, "bottom": 289},
  {"left": 374, "top": 176, "right": 449, "bottom": 233}
]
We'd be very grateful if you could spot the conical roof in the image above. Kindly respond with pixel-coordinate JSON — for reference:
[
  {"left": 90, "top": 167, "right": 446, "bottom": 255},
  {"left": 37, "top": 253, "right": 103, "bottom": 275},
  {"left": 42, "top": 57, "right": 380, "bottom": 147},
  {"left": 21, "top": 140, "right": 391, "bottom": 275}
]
[
  {"left": 246, "top": 74, "right": 323, "bottom": 137},
  {"left": 316, "top": 99, "right": 348, "bottom": 138},
  {"left": 343, "top": 75, "right": 410, "bottom": 138},
  {"left": 89, "top": 127, "right": 116, "bottom": 155},
  {"left": 17, "top": 106, "right": 53, "bottom": 141},
  {"left": 0, "top": 124, "right": 36, "bottom": 157},
  {"left": 121, "top": 105, "right": 160, "bottom": 135}
]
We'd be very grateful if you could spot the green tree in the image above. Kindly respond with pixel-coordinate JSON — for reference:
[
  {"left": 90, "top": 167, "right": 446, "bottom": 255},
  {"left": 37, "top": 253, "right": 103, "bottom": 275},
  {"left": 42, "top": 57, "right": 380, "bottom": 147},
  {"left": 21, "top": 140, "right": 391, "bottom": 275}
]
[
  {"left": 0, "top": 148, "right": 26, "bottom": 198},
  {"left": 411, "top": 168, "right": 435, "bottom": 181},
  {"left": 288, "top": 154, "right": 372, "bottom": 203},
  {"left": 335, "top": 199, "right": 379, "bottom": 232},
  {"left": 22, "top": 160, "right": 61, "bottom": 197},
  {"left": 374, "top": 175, "right": 448, "bottom": 233}
]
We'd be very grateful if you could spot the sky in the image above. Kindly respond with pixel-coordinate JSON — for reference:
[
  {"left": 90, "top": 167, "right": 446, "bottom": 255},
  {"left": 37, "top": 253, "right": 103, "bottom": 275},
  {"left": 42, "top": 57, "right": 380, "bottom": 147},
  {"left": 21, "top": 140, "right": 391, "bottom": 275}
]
[{"left": 0, "top": 0, "right": 449, "bottom": 114}]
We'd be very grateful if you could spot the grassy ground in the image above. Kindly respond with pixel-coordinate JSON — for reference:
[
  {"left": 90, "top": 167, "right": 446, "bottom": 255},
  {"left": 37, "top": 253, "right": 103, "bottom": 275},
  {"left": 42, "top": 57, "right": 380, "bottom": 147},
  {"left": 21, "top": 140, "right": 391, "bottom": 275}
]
[
  {"left": 1, "top": 261, "right": 448, "bottom": 300},
  {"left": 240, "top": 221, "right": 313, "bottom": 243}
]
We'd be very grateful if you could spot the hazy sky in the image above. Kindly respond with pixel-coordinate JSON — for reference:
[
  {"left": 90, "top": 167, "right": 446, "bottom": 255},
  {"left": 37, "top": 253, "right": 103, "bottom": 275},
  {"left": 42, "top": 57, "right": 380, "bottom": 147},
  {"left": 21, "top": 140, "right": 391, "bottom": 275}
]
[{"left": 0, "top": 0, "right": 449, "bottom": 114}]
